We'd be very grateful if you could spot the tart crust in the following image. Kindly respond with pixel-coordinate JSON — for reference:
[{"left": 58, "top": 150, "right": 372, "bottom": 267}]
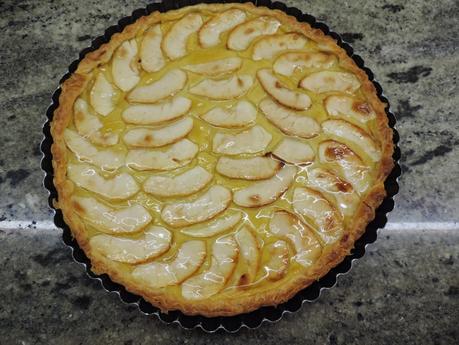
[{"left": 51, "top": 3, "right": 394, "bottom": 317}]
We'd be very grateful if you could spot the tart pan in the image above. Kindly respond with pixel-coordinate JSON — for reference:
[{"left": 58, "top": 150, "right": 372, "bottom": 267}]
[{"left": 41, "top": 0, "right": 401, "bottom": 333}]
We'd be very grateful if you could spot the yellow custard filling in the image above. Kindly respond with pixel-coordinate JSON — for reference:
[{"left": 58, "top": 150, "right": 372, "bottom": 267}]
[{"left": 57, "top": 3, "right": 390, "bottom": 311}]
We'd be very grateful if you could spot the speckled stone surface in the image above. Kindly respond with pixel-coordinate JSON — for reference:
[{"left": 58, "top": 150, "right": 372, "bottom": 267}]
[{"left": 0, "top": 0, "right": 458, "bottom": 344}]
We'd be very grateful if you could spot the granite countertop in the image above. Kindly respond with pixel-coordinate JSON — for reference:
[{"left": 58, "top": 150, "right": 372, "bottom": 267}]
[{"left": 0, "top": 0, "right": 458, "bottom": 343}]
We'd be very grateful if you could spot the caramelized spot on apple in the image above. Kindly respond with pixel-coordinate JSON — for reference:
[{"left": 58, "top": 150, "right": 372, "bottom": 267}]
[
  {"left": 117, "top": 46, "right": 128, "bottom": 59},
  {"left": 245, "top": 28, "right": 255, "bottom": 35},
  {"left": 238, "top": 273, "right": 250, "bottom": 286},
  {"left": 324, "top": 214, "right": 337, "bottom": 230},
  {"left": 325, "top": 144, "right": 352, "bottom": 161},
  {"left": 353, "top": 101, "right": 372, "bottom": 115},
  {"left": 250, "top": 194, "right": 261, "bottom": 203},
  {"left": 335, "top": 179, "right": 352, "bottom": 193},
  {"left": 143, "top": 134, "right": 153, "bottom": 144}
]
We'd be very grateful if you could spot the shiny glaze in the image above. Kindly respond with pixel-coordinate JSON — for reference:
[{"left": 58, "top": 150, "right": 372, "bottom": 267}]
[{"left": 64, "top": 7, "right": 381, "bottom": 301}]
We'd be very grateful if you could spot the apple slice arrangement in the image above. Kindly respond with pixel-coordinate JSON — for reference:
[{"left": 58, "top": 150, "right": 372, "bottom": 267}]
[{"left": 47, "top": 2, "right": 398, "bottom": 323}]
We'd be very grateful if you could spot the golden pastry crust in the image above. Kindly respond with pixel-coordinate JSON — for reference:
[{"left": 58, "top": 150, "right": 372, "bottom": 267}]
[{"left": 51, "top": 3, "right": 394, "bottom": 317}]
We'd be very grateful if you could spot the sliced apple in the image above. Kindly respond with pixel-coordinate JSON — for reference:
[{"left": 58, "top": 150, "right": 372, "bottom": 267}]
[
  {"left": 140, "top": 24, "right": 165, "bottom": 73},
  {"left": 318, "top": 140, "right": 370, "bottom": 194},
  {"left": 183, "top": 57, "right": 242, "bottom": 76},
  {"left": 201, "top": 100, "right": 256, "bottom": 128},
  {"left": 198, "top": 9, "right": 247, "bottom": 48},
  {"left": 132, "top": 240, "right": 206, "bottom": 288},
  {"left": 73, "top": 98, "right": 103, "bottom": 135},
  {"left": 162, "top": 13, "right": 203, "bottom": 60},
  {"left": 71, "top": 196, "right": 151, "bottom": 234},
  {"left": 127, "top": 69, "right": 187, "bottom": 103},
  {"left": 212, "top": 125, "right": 272, "bottom": 155},
  {"left": 307, "top": 168, "right": 360, "bottom": 217},
  {"left": 64, "top": 129, "right": 124, "bottom": 171},
  {"left": 233, "top": 226, "right": 259, "bottom": 286},
  {"left": 89, "top": 226, "right": 172, "bottom": 264},
  {"left": 264, "top": 240, "right": 290, "bottom": 281},
  {"left": 273, "top": 52, "right": 337, "bottom": 76},
  {"left": 182, "top": 236, "right": 238, "bottom": 300},
  {"left": 161, "top": 185, "right": 232, "bottom": 227},
  {"left": 233, "top": 165, "right": 297, "bottom": 207},
  {"left": 322, "top": 119, "right": 381, "bottom": 161},
  {"left": 189, "top": 74, "right": 253, "bottom": 100},
  {"left": 252, "top": 33, "right": 308, "bottom": 61},
  {"left": 269, "top": 211, "right": 322, "bottom": 267},
  {"left": 216, "top": 156, "right": 282, "bottom": 180},
  {"left": 90, "top": 73, "right": 116, "bottom": 116},
  {"left": 227, "top": 16, "right": 280, "bottom": 51},
  {"left": 73, "top": 98, "right": 119, "bottom": 146},
  {"left": 259, "top": 97, "right": 320, "bottom": 138},
  {"left": 143, "top": 166, "right": 212, "bottom": 197},
  {"left": 67, "top": 163, "right": 139, "bottom": 200},
  {"left": 126, "top": 138, "right": 198, "bottom": 171},
  {"left": 123, "top": 117, "right": 193, "bottom": 148},
  {"left": 300, "top": 71, "right": 361, "bottom": 94},
  {"left": 122, "top": 96, "right": 191, "bottom": 125},
  {"left": 112, "top": 39, "right": 140, "bottom": 92},
  {"left": 324, "top": 95, "right": 376, "bottom": 123},
  {"left": 308, "top": 168, "right": 353, "bottom": 194},
  {"left": 257, "top": 69, "right": 311, "bottom": 110},
  {"left": 292, "top": 187, "right": 343, "bottom": 244},
  {"left": 180, "top": 211, "right": 242, "bottom": 237},
  {"left": 271, "top": 138, "right": 314, "bottom": 165}
]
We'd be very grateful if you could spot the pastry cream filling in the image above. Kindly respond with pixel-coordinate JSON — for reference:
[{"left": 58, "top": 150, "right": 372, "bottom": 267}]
[{"left": 63, "top": 6, "right": 384, "bottom": 303}]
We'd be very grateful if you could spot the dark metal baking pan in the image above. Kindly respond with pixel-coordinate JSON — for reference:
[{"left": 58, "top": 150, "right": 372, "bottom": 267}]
[{"left": 41, "top": 0, "right": 401, "bottom": 333}]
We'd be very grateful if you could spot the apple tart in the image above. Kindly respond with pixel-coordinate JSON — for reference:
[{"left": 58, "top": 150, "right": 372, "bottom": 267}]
[{"left": 51, "top": 3, "right": 393, "bottom": 316}]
